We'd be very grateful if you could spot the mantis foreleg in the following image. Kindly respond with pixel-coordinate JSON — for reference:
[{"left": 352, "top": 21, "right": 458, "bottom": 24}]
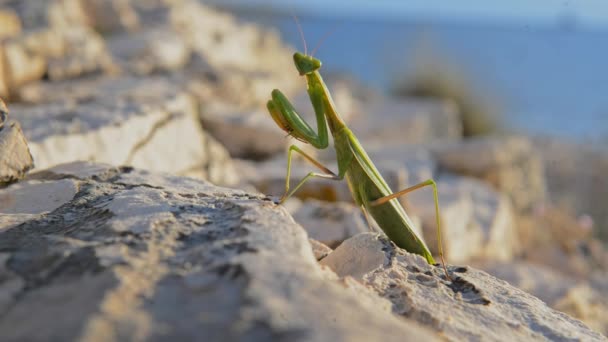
[
  {"left": 370, "top": 179, "right": 449, "bottom": 279},
  {"left": 279, "top": 144, "right": 342, "bottom": 203}
]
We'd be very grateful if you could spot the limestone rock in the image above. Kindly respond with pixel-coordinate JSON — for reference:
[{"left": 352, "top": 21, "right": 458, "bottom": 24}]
[
  {"left": 432, "top": 136, "right": 546, "bottom": 213},
  {"left": 322, "top": 233, "right": 605, "bottom": 341},
  {"left": 0, "top": 162, "right": 438, "bottom": 341},
  {"left": 0, "top": 9, "right": 21, "bottom": 39},
  {"left": 309, "top": 238, "right": 332, "bottom": 261},
  {"left": 0, "top": 120, "right": 34, "bottom": 185},
  {"left": 287, "top": 198, "right": 373, "bottom": 248},
  {"left": 45, "top": 27, "right": 116, "bottom": 81},
  {"left": 107, "top": 27, "right": 190, "bottom": 75},
  {"left": 0, "top": 26, "right": 115, "bottom": 98},
  {"left": 532, "top": 136, "right": 608, "bottom": 242},
  {"left": 408, "top": 175, "right": 518, "bottom": 263},
  {"left": 350, "top": 97, "right": 462, "bottom": 145},
  {"left": 516, "top": 206, "right": 607, "bottom": 279},
  {"left": 11, "top": 77, "right": 238, "bottom": 186},
  {"left": 77, "top": 0, "right": 140, "bottom": 33},
  {"left": 478, "top": 261, "right": 608, "bottom": 336}
]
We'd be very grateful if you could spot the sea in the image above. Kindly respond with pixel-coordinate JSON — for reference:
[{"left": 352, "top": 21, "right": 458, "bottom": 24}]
[{"left": 238, "top": 13, "right": 608, "bottom": 142}]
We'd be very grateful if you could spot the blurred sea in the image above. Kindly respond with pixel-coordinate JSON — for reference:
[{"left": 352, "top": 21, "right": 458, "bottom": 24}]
[{"left": 242, "top": 13, "right": 608, "bottom": 141}]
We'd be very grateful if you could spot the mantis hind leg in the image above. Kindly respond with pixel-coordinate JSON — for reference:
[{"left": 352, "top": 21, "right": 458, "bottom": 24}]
[
  {"left": 370, "top": 179, "right": 451, "bottom": 280},
  {"left": 279, "top": 144, "right": 342, "bottom": 204}
]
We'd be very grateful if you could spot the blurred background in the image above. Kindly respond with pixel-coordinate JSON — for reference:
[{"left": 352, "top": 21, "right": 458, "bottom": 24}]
[{"left": 210, "top": 0, "right": 608, "bottom": 140}]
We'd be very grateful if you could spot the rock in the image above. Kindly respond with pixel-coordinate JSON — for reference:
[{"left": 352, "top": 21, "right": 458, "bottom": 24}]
[
  {"left": 516, "top": 205, "right": 607, "bottom": 279},
  {"left": 0, "top": 162, "right": 439, "bottom": 341},
  {"left": 321, "top": 233, "right": 605, "bottom": 341},
  {"left": 199, "top": 107, "right": 290, "bottom": 159},
  {"left": 0, "top": 36, "right": 47, "bottom": 98},
  {"left": 309, "top": 238, "right": 332, "bottom": 260},
  {"left": 45, "top": 27, "right": 116, "bottom": 81},
  {"left": 478, "top": 261, "right": 608, "bottom": 336},
  {"left": 408, "top": 175, "right": 518, "bottom": 263},
  {"left": 107, "top": 27, "right": 190, "bottom": 75},
  {"left": 0, "top": 120, "right": 34, "bottom": 185},
  {"left": 11, "top": 76, "right": 238, "bottom": 186},
  {"left": 77, "top": 0, "right": 140, "bottom": 33},
  {"left": 532, "top": 137, "right": 608, "bottom": 242},
  {"left": 287, "top": 198, "right": 373, "bottom": 248},
  {"left": 4, "top": 0, "right": 88, "bottom": 30},
  {"left": 0, "top": 9, "right": 21, "bottom": 39},
  {"left": 0, "top": 26, "right": 115, "bottom": 98},
  {"left": 349, "top": 97, "right": 462, "bottom": 146},
  {"left": 432, "top": 136, "right": 546, "bottom": 213}
]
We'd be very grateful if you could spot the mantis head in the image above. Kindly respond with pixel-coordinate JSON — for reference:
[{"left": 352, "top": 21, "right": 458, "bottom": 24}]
[{"left": 293, "top": 52, "right": 321, "bottom": 76}]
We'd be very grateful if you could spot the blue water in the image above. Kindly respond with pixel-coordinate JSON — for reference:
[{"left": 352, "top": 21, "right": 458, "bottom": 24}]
[{"left": 253, "top": 15, "right": 608, "bottom": 140}]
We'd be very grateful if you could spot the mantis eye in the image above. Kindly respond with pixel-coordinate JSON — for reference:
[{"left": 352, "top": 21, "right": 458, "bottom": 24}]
[{"left": 293, "top": 52, "right": 321, "bottom": 75}]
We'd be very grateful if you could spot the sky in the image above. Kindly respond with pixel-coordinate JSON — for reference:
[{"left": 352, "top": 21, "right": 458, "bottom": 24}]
[{"left": 209, "top": 0, "right": 608, "bottom": 29}]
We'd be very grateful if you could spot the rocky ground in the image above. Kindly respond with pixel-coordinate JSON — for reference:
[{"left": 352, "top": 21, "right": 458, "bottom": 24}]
[{"left": 0, "top": 0, "right": 607, "bottom": 341}]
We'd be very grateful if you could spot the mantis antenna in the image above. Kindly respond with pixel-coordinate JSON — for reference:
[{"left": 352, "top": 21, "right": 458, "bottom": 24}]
[
  {"left": 292, "top": 14, "right": 308, "bottom": 56},
  {"left": 311, "top": 27, "right": 339, "bottom": 57}
]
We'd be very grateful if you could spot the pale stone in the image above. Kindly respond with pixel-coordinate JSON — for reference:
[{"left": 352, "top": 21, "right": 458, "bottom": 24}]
[
  {"left": 0, "top": 121, "right": 34, "bottom": 184},
  {"left": 350, "top": 97, "right": 462, "bottom": 145},
  {"left": 432, "top": 135, "right": 547, "bottom": 213},
  {"left": 408, "top": 175, "right": 518, "bottom": 263},
  {"left": 0, "top": 9, "right": 22, "bottom": 39},
  {"left": 478, "top": 261, "right": 608, "bottom": 336},
  {"left": 0, "top": 179, "right": 78, "bottom": 215},
  {"left": 309, "top": 238, "right": 332, "bottom": 260},
  {"left": 107, "top": 27, "right": 190, "bottom": 75},
  {"left": 11, "top": 77, "right": 238, "bottom": 186},
  {"left": 0, "top": 162, "right": 438, "bottom": 341},
  {"left": 46, "top": 27, "right": 116, "bottom": 81},
  {"left": 289, "top": 199, "right": 372, "bottom": 248},
  {"left": 324, "top": 233, "right": 605, "bottom": 341},
  {"left": 532, "top": 136, "right": 608, "bottom": 242}
]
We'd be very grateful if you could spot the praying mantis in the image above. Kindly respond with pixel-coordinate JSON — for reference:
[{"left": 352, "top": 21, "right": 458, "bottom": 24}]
[{"left": 266, "top": 26, "right": 449, "bottom": 278}]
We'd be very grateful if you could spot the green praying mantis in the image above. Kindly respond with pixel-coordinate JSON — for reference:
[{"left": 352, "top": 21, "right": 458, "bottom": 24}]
[{"left": 266, "top": 25, "right": 450, "bottom": 278}]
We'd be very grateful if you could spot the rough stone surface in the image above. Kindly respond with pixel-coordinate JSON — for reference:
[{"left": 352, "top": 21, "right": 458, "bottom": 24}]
[
  {"left": 309, "top": 238, "right": 332, "bottom": 261},
  {"left": 408, "top": 175, "right": 518, "bottom": 263},
  {"left": 432, "top": 136, "right": 546, "bottom": 213},
  {"left": 11, "top": 77, "right": 238, "bottom": 186},
  {"left": 322, "top": 233, "right": 606, "bottom": 341},
  {"left": 0, "top": 120, "right": 34, "bottom": 184},
  {"left": 0, "top": 162, "right": 439, "bottom": 341},
  {"left": 478, "top": 261, "right": 608, "bottom": 336}
]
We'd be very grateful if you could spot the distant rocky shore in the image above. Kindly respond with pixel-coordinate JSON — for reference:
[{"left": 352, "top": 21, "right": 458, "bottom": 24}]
[{"left": 0, "top": 1, "right": 606, "bottom": 340}]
